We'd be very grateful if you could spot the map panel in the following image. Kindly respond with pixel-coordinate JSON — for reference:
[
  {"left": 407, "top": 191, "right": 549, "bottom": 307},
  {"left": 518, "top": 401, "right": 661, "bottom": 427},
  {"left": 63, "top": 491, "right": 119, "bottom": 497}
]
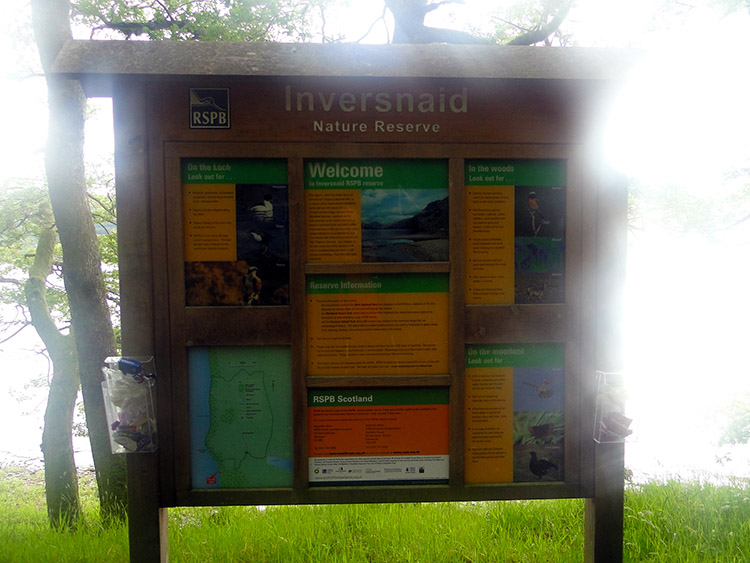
[{"left": 189, "top": 346, "right": 293, "bottom": 489}]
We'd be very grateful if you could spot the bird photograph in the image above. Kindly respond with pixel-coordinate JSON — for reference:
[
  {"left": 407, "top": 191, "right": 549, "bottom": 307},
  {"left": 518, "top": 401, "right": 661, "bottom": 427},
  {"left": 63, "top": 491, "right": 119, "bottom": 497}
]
[
  {"left": 242, "top": 266, "right": 262, "bottom": 306},
  {"left": 529, "top": 451, "right": 559, "bottom": 479},
  {"left": 514, "top": 368, "right": 564, "bottom": 412},
  {"left": 526, "top": 191, "right": 550, "bottom": 236},
  {"left": 513, "top": 185, "right": 565, "bottom": 239}
]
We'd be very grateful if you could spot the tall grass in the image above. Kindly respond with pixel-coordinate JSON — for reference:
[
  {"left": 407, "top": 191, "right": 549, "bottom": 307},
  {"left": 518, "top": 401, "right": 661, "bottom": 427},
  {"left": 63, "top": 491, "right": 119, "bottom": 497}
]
[
  {"left": 1, "top": 466, "right": 748, "bottom": 562},
  {"left": 624, "top": 479, "right": 750, "bottom": 562},
  {"left": 0, "top": 467, "right": 128, "bottom": 562}
]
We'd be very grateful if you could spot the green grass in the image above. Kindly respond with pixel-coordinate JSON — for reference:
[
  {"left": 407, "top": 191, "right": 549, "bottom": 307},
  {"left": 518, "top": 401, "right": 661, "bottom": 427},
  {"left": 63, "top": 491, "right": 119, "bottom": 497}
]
[
  {"left": 623, "top": 479, "right": 750, "bottom": 562},
  {"left": 1, "top": 466, "right": 748, "bottom": 562}
]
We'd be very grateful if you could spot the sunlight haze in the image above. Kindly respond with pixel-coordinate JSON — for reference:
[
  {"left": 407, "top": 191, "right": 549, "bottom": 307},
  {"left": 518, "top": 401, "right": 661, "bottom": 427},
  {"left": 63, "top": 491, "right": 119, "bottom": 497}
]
[{"left": 1, "top": 0, "right": 749, "bottom": 479}]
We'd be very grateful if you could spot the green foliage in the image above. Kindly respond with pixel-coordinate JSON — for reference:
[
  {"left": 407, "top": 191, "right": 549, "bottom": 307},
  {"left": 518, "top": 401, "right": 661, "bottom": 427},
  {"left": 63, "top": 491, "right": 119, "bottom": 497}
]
[
  {"left": 0, "top": 467, "right": 128, "bottom": 562},
  {"left": 488, "top": 0, "right": 573, "bottom": 45},
  {"left": 85, "top": 161, "right": 121, "bottom": 335},
  {"left": 72, "top": 0, "right": 328, "bottom": 41},
  {"left": 0, "top": 183, "right": 69, "bottom": 326},
  {"left": 719, "top": 393, "right": 750, "bottom": 445},
  {"left": 2, "top": 466, "right": 749, "bottom": 562},
  {"left": 0, "top": 161, "right": 120, "bottom": 345}
]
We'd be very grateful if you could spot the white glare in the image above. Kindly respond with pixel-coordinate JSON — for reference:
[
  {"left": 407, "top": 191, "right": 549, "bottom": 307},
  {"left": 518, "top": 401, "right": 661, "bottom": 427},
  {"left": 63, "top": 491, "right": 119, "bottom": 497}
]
[{"left": 606, "top": 11, "right": 750, "bottom": 190}]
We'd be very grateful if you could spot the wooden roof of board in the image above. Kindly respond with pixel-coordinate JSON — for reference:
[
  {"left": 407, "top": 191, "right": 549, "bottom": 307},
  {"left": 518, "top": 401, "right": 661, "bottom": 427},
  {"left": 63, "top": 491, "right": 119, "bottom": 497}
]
[{"left": 51, "top": 40, "right": 640, "bottom": 97}]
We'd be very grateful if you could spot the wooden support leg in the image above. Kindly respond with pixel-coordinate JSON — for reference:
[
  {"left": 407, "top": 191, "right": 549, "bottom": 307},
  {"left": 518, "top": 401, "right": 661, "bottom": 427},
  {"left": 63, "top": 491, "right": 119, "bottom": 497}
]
[
  {"left": 127, "top": 454, "right": 168, "bottom": 562},
  {"left": 584, "top": 441, "right": 625, "bottom": 562}
]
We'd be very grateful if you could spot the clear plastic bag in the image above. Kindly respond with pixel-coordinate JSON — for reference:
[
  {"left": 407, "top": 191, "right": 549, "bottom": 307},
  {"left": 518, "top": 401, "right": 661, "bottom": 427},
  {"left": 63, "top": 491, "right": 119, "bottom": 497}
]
[{"left": 101, "top": 357, "right": 158, "bottom": 454}]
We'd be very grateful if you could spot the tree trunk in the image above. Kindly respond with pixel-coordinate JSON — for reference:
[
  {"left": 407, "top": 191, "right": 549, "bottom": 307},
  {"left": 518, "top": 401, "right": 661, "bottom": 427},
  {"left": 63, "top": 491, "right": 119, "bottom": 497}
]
[
  {"left": 25, "top": 210, "right": 81, "bottom": 529},
  {"left": 31, "top": 0, "right": 127, "bottom": 522},
  {"left": 385, "top": 0, "right": 490, "bottom": 44},
  {"left": 41, "top": 348, "right": 80, "bottom": 529}
]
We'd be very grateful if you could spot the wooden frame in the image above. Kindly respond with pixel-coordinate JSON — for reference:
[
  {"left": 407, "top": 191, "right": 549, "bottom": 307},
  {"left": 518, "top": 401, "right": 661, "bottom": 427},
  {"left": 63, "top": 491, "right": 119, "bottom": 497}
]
[{"left": 151, "top": 140, "right": 591, "bottom": 508}]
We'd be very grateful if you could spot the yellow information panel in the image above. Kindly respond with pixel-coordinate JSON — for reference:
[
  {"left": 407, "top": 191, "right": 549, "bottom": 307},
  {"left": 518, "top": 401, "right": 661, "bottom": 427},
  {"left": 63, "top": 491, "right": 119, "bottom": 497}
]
[
  {"left": 184, "top": 184, "right": 237, "bottom": 262},
  {"left": 465, "top": 365, "right": 514, "bottom": 483},
  {"left": 307, "top": 273, "right": 449, "bottom": 376},
  {"left": 465, "top": 344, "right": 565, "bottom": 483},
  {"left": 465, "top": 185, "right": 515, "bottom": 304}
]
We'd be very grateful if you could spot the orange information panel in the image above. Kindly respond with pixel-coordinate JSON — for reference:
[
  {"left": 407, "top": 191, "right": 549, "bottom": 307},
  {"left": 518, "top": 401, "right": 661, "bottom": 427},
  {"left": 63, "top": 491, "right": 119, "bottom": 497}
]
[
  {"left": 308, "top": 389, "right": 449, "bottom": 485},
  {"left": 307, "top": 273, "right": 449, "bottom": 376}
]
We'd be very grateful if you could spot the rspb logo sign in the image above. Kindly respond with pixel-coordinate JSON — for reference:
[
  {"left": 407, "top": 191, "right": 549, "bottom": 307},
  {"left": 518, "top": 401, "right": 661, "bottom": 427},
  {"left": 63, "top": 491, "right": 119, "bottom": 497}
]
[{"left": 189, "top": 88, "right": 230, "bottom": 129}]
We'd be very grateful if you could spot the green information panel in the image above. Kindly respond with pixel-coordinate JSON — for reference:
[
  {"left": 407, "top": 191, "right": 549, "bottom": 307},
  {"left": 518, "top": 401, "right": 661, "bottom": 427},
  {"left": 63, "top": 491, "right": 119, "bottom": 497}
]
[
  {"left": 304, "top": 159, "right": 449, "bottom": 263},
  {"left": 189, "top": 346, "right": 293, "bottom": 488}
]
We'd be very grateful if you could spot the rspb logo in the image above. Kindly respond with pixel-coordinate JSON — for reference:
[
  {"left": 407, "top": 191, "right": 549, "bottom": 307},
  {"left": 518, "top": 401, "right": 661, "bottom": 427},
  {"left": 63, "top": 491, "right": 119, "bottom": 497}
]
[{"left": 189, "top": 88, "right": 230, "bottom": 129}]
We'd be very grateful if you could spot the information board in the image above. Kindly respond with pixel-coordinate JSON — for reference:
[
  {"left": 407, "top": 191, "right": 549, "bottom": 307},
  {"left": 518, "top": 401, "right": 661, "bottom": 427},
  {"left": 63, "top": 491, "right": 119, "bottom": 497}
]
[
  {"left": 176, "top": 150, "right": 578, "bottom": 499},
  {"left": 76, "top": 41, "right": 632, "bottom": 561},
  {"left": 177, "top": 152, "right": 575, "bottom": 492}
]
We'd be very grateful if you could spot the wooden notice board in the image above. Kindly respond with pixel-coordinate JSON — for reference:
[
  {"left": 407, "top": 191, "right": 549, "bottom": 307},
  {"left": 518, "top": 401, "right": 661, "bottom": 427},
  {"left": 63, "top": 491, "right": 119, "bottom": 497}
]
[{"left": 52, "top": 42, "right": 631, "bottom": 562}]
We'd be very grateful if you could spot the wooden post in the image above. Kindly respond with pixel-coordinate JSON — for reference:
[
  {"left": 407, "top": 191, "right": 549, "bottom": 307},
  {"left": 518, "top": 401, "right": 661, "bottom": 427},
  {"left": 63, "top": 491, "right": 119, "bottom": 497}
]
[
  {"left": 114, "top": 79, "right": 169, "bottom": 562},
  {"left": 127, "top": 455, "right": 168, "bottom": 562},
  {"left": 585, "top": 442, "right": 625, "bottom": 562},
  {"left": 584, "top": 166, "right": 628, "bottom": 562}
]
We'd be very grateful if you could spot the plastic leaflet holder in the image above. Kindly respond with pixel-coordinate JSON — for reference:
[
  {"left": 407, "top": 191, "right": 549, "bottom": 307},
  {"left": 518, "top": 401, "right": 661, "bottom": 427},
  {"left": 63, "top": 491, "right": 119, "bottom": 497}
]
[
  {"left": 593, "top": 371, "right": 635, "bottom": 444},
  {"left": 101, "top": 357, "right": 158, "bottom": 454}
]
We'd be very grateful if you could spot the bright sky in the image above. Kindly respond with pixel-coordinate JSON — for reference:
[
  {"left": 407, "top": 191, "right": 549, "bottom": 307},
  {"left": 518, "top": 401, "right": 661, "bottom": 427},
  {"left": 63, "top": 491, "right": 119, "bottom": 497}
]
[{"left": 1, "top": 0, "right": 750, "bottom": 476}]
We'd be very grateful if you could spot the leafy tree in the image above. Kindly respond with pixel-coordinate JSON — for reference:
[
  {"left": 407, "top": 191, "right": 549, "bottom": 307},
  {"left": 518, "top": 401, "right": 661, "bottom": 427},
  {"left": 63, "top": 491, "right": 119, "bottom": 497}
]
[
  {"left": 25, "top": 0, "right": 331, "bottom": 528},
  {"left": 719, "top": 393, "right": 750, "bottom": 446},
  {"left": 72, "top": 0, "right": 326, "bottom": 40},
  {"left": 491, "top": 0, "right": 573, "bottom": 45},
  {"left": 0, "top": 173, "right": 118, "bottom": 528},
  {"left": 0, "top": 184, "right": 80, "bottom": 528},
  {"left": 32, "top": 0, "right": 127, "bottom": 523}
]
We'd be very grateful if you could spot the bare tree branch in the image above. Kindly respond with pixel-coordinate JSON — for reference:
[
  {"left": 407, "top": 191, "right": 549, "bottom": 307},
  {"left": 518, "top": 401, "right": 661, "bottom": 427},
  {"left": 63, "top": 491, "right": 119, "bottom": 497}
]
[
  {"left": 0, "top": 322, "right": 31, "bottom": 344},
  {"left": 356, "top": 4, "right": 389, "bottom": 43},
  {"left": 506, "top": 1, "right": 572, "bottom": 45},
  {"left": 86, "top": 192, "right": 116, "bottom": 218},
  {"left": 0, "top": 276, "right": 24, "bottom": 286}
]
